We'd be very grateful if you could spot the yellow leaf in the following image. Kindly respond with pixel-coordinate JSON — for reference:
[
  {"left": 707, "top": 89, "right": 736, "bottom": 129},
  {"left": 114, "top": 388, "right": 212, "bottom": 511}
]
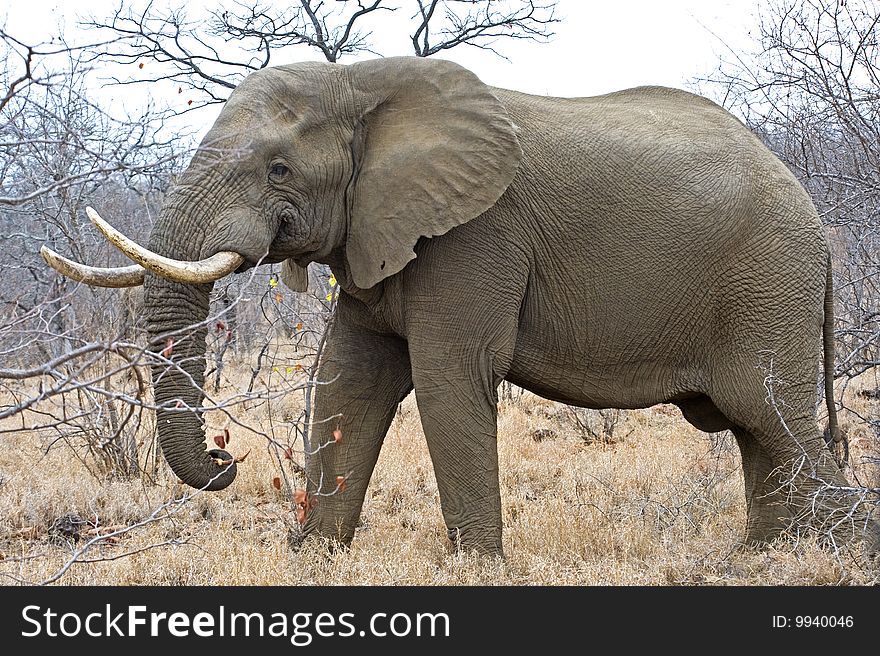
[
  {"left": 325, "top": 291, "right": 334, "bottom": 302},
  {"left": 295, "top": 322, "right": 303, "bottom": 331},
  {"left": 269, "top": 277, "right": 278, "bottom": 288},
  {"left": 328, "top": 274, "right": 337, "bottom": 287},
  {"left": 272, "top": 367, "right": 278, "bottom": 372},
  {"left": 286, "top": 367, "right": 293, "bottom": 374}
]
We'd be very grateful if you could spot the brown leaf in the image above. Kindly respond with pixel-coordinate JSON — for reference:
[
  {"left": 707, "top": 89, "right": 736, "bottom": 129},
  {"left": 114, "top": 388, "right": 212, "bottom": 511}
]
[
  {"left": 177, "top": 86, "right": 182, "bottom": 94},
  {"left": 161, "top": 338, "right": 174, "bottom": 358},
  {"left": 213, "top": 434, "right": 226, "bottom": 449},
  {"left": 333, "top": 427, "right": 343, "bottom": 444},
  {"left": 295, "top": 322, "right": 303, "bottom": 331},
  {"left": 223, "top": 427, "right": 231, "bottom": 445},
  {"left": 187, "top": 99, "right": 193, "bottom": 106},
  {"left": 283, "top": 447, "right": 293, "bottom": 460},
  {"left": 272, "top": 476, "right": 281, "bottom": 490},
  {"left": 336, "top": 475, "right": 347, "bottom": 493},
  {"left": 234, "top": 450, "right": 250, "bottom": 463},
  {"left": 215, "top": 321, "right": 226, "bottom": 332},
  {"left": 293, "top": 489, "right": 311, "bottom": 525},
  {"left": 138, "top": 62, "right": 144, "bottom": 69}
]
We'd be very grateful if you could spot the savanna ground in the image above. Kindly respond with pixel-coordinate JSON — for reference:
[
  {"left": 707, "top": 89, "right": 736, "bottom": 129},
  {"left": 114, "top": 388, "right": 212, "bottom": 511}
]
[{"left": 1, "top": 348, "right": 878, "bottom": 586}]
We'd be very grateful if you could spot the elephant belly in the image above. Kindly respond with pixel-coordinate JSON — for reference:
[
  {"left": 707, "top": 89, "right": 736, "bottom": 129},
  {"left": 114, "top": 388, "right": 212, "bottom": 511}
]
[{"left": 506, "top": 328, "right": 701, "bottom": 410}]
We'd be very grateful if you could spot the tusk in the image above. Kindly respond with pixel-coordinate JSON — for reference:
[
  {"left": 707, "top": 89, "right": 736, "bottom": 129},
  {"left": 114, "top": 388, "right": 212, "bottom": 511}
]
[
  {"left": 40, "top": 246, "right": 145, "bottom": 288},
  {"left": 86, "top": 207, "right": 245, "bottom": 284}
]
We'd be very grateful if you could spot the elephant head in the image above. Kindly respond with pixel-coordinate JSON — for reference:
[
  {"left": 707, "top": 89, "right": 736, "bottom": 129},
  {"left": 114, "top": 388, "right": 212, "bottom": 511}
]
[{"left": 42, "top": 57, "right": 522, "bottom": 491}]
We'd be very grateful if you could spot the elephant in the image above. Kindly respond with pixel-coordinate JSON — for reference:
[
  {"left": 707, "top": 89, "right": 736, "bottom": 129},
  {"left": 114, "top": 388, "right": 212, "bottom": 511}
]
[{"left": 41, "top": 56, "right": 879, "bottom": 558}]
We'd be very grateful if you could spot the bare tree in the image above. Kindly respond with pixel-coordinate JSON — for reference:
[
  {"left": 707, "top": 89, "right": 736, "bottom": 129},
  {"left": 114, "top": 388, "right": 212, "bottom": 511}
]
[
  {"left": 0, "top": 26, "right": 186, "bottom": 481},
  {"left": 700, "top": 3, "right": 880, "bottom": 551},
  {"left": 707, "top": 0, "right": 880, "bottom": 429},
  {"left": 411, "top": 0, "right": 556, "bottom": 58},
  {"left": 83, "top": 1, "right": 558, "bottom": 109}
]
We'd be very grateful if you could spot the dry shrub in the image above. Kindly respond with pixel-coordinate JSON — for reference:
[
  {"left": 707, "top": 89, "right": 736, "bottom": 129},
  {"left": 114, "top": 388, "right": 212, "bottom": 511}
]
[{"left": 0, "top": 367, "right": 877, "bottom": 585}]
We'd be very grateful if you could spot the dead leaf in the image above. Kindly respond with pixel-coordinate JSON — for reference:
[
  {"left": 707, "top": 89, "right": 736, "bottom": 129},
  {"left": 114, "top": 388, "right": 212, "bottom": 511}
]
[
  {"left": 333, "top": 427, "right": 343, "bottom": 444},
  {"left": 293, "top": 489, "right": 312, "bottom": 525},
  {"left": 213, "top": 434, "right": 226, "bottom": 449},
  {"left": 336, "top": 475, "right": 347, "bottom": 493},
  {"left": 161, "top": 338, "right": 174, "bottom": 358},
  {"left": 272, "top": 476, "right": 281, "bottom": 490}
]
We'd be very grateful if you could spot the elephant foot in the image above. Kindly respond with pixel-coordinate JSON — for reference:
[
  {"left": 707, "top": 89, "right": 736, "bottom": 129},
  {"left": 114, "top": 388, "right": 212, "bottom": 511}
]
[
  {"left": 743, "top": 506, "right": 790, "bottom": 548},
  {"left": 447, "top": 526, "right": 504, "bottom": 558},
  {"left": 300, "top": 506, "right": 357, "bottom": 554}
]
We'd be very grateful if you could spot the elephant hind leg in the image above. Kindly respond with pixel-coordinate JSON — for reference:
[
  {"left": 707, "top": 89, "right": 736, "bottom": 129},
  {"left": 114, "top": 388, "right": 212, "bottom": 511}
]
[
  {"left": 709, "top": 359, "right": 866, "bottom": 550},
  {"left": 731, "top": 427, "right": 792, "bottom": 545},
  {"left": 675, "top": 396, "right": 788, "bottom": 544}
]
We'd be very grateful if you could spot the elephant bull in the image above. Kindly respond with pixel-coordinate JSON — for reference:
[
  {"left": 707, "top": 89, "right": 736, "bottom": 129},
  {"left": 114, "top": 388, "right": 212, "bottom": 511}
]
[{"left": 43, "top": 56, "right": 879, "bottom": 558}]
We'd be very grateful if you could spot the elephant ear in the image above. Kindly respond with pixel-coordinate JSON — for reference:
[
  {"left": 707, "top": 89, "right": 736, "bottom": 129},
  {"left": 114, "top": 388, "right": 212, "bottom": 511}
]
[
  {"left": 346, "top": 57, "right": 522, "bottom": 290},
  {"left": 280, "top": 259, "right": 309, "bottom": 292}
]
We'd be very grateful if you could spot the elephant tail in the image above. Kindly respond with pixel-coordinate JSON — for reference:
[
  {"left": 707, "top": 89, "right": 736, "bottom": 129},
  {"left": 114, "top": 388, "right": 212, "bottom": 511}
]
[{"left": 822, "top": 254, "right": 847, "bottom": 465}]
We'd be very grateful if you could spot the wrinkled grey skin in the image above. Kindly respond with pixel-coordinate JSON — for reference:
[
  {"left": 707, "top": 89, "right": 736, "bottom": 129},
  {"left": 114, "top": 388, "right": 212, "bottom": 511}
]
[{"left": 144, "top": 56, "right": 878, "bottom": 557}]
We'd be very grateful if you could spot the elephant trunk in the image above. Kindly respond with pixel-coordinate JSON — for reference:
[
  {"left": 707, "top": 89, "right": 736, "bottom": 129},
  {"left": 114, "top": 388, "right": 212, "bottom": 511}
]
[{"left": 144, "top": 203, "right": 237, "bottom": 491}]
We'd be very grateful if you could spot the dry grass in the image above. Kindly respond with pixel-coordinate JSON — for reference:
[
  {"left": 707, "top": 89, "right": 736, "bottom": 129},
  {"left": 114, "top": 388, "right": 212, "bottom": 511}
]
[{"left": 1, "top": 358, "right": 878, "bottom": 586}]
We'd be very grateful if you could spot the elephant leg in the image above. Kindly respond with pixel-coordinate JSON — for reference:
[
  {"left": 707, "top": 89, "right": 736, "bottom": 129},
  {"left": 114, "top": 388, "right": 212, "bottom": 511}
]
[
  {"left": 675, "top": 397, "right": 790, "bottom": 543},
  {"left": 301, "top": 308, "right": 413, "bottom": 547},
  {"left": 710, "top": 357, "right": 864, "bottom": 549},
  {"left": 409, "top": 346, "right": 506, "bottom": 556},
  {"left": 400, "top": 230, "right": 527, "bottom": 557},
  {"left": 731, "top": 427, "right": 792, "bottom": 545}
]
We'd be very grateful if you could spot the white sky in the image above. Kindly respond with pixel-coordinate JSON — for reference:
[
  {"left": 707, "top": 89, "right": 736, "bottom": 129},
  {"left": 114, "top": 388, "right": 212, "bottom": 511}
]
[{"left": 3, "top": 0, "right": 762, "bottom": 135}]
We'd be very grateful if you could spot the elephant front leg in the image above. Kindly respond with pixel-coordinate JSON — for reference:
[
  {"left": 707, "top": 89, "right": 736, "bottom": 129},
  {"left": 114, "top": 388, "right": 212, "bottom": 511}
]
[
  {"left": 301, "top": 313, "right": 412, "bottom": 548},
  {"left": 410, "top": 348, "right": 505, "bottom": 557}
]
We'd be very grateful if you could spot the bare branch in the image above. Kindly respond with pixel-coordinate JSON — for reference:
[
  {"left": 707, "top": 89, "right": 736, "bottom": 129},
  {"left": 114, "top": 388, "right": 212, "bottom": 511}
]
[{"left": 411, "top": 0, "right": 558, "bottom": 59}]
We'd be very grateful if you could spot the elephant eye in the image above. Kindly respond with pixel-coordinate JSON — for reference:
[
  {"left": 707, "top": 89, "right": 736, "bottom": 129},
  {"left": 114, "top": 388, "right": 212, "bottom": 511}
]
[{"left": 269, "top": 163, "right": 289, "bottom": 180}]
